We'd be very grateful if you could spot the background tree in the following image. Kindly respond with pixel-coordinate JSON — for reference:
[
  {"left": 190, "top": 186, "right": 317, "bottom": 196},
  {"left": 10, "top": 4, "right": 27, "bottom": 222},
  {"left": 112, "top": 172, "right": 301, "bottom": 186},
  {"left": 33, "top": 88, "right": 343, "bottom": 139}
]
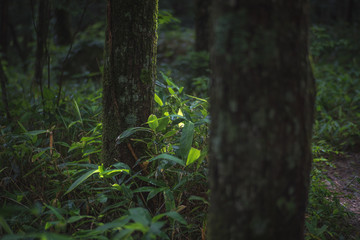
[
  {"left": 208, "top": 0, "right": 315, "bottom": 239},
  {"left": 33, "top": 0, "right": 50, "bottom": 97},
  {"left": 194, "top": 0, "right": 211, "bottom": 52},
  {"left": 102, "top": 0, "right": 158, "bottom": 167}
]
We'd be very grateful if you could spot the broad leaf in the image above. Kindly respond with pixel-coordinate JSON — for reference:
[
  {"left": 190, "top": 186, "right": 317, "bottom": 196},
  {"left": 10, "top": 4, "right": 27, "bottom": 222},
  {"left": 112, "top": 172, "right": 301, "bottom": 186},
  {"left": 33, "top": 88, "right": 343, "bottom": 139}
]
[
  {"left": 186, "top": 147, "right": 201, "bottom": 166},
  {"left": 147, "top": 114, "right": 159, "bottom": 130},
  {"left": 178, "top": 122, "right": 194, "bottom": 159},
  {"left": 154, "top": 93, "right": 163, "bottom": 106}
]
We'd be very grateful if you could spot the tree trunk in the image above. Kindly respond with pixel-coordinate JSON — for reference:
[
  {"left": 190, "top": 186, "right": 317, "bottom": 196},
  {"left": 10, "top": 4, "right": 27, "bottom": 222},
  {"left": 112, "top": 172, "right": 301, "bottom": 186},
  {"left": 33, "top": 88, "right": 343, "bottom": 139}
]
[
  {"left": 194, "top": 0, "right": 211, "bottom": 52},
  {"left": 54, "top": 1, "right": 72, "bottom": 46},
  {"left": 102, "top": 0, "right": 158, "bottom": 167},
  {"left": 0, "top": 0, "right": 9, "bottom": 57},
  {"left": 208, "top": 1, "right": 315, "bottom": 239},
  {"left": 0, "top": 61, "right": 11, "bottom": 120},
  {"left": 34, "top": 0, "right": 50, "bottom": 93}
]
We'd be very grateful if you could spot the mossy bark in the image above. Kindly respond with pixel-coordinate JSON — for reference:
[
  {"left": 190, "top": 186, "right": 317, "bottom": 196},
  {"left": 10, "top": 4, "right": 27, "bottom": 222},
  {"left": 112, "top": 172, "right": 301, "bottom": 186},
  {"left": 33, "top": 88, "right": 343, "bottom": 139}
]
[
  {"left": 208, "top": 1, "right": 315, "bottom": 239},
  {"left": 102, "top": 0, "right": 158, "bottom": 167}
]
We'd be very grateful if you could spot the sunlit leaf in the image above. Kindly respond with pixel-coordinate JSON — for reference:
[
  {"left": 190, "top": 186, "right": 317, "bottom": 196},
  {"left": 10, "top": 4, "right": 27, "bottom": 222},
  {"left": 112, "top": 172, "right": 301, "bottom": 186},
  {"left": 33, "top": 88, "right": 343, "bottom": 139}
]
[
  {"left": 186, "top": 147, "right": 201, "bottom": 166},
  {"left": 147, "top": 114, "right": 159, "bottom": 130},
  {"left": 154, "top": 93, "right": 163, "bottom": 106},
  {"left": 177, "top": 109, "right": 185, "bottom": 127}
]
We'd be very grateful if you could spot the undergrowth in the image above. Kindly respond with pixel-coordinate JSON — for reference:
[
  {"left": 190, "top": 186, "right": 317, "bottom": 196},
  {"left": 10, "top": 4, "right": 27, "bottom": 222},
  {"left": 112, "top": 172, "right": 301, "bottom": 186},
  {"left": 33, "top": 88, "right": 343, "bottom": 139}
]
[{"left": 1, "top": 23, "right": 360, "bottom": 239}]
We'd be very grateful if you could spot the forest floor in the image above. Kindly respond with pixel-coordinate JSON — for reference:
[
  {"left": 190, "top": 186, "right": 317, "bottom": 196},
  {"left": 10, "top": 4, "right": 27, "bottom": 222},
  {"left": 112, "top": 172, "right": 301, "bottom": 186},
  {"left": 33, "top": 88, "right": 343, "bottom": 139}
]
[{"left": 324, "top": 153, "right": 360, "bottom": 232}]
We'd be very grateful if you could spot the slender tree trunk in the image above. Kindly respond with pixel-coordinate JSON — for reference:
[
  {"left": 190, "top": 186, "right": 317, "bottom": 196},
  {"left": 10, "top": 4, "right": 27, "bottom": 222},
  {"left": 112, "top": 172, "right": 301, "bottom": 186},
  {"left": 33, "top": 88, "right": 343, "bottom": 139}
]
[
  {"left": 102, "top": 0, "right": 158, "bottom": 167},
  {"left": 34, "top": 0, "right": 50, "bottom": 95},
  {"left": 54, "top": 1, "right": 72, "bottom": 46},
  {"left": 0, "top": 0, "right": 9, "bottom": 57},
  {"left": 208, "top": 1, "right": 315, "bottom": 239},
  {"left": 0, "top": 62, "right": 11, "bottom": 120},
  {"left": 194, "top": 0, "right": 211, "bottom": 52}
]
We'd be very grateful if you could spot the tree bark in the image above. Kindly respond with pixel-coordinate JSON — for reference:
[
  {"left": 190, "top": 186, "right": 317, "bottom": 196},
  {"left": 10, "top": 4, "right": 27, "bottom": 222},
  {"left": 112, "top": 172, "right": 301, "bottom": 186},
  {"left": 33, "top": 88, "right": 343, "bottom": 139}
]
[
  {"left": 208, "top": 1, "right": 315, "bottom": 239},
  {"left": 102, "top": 0, "right": 158, "bottom": 167}
]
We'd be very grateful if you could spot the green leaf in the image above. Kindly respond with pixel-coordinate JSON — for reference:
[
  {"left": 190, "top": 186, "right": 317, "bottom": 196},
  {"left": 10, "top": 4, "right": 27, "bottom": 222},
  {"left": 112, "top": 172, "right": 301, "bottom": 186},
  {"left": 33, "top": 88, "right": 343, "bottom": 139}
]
[
  {"left": 154, "top": 93, "right": 163, "bottom": 106},
  {"left": 162, "top": 211, "right": 187, "bottom": 225},
  {"left": 129, "top": 208, "right": 151, "bottom": 226},
  {"left": 147, "top": 187, "right": 168, "bottom": 201},
  {"left": 157, "top": 116, "right": 170, "bottom": 131},
  {"left": 98, "top": 164, "right": 105, "bottom": 175},
  {"left": 73, "top": 99, "right": 83, "bottom": 124},
  {"left": 168, "top": 87, "right": 175, "bottom": 95},
  {"left": 96, "top": 216, "right": 129, "bottom": 232},
  {"left": 163, "top": 189, "right": 175, "bottom": 211},
  {"left": 68, "top": 120, "right": 80, "bottom": 129},
  {"left": 133, "top": 186, "right": 156, "bottom": 193},
  {"left": 0, "top": 216, "right": 13, "bottom": 234},
  {"left": 189, "top": 195, "right": 209, "bottom": 205},
  {"left": 148, "top": 153, "right": 185, "bottom": 166},
  {"left": 31, "top": 150, "right": 47, "bottom": 162},
  {"left": 160, "top": 71, "right": 177, "bottom": 88},
  {"left": 101, "top": 169, "right": 129, "bottom": 178},
  {"left": 24, "top": 130, "right": 48, "bottom": 136},
  {"left": 178, "top": 122, "right": 194, "bottom": 159},
  {"left": 136, "top": 176, "right": 167, "bottom": 187},
  {"left": 116, "top": 127, "right": 152, "bottom": 144},
  {"left": 147, "top": 114, "right": 159, "bottom": 131},
  {"left": 64, "top": 169, "right": 99, "bottom": 195},
  {"left": 67, "top": 215, "right": 94, "bottom": 224},
  {"left": 112, "top": 162, "right": 130, "bottom": 170},
  {"left": 163, "top": 130, "right": 177, "bottom": 138},
  {"left": 186, "top": 148, "right": 201, "bottom": 166},
  {"left": 44, "top": 204, "right": 64, "bottom": 220},
  {"left": 68, "top": 142, "right": 84, "bottom": 152},
  {"left": 124, "top": 222, "right": 149, "bottom": 233},
  {"left": 17, "top": 121, "right": 27, "bottom": 132}
]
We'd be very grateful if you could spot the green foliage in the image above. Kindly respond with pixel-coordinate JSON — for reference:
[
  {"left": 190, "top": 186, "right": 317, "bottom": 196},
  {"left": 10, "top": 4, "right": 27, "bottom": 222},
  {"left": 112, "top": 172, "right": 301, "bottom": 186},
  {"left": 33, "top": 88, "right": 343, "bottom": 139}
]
[
  {"left": 1, "top": 7, "right": 360, "bottom": 239},
  {"left": 312, "top": 24, "right": 360, "bottom": 151},
  {"left": 0, "top": 72, "right": 209, "bottom": 239},
  {"left": 305, "top": 151, "right": 355, "bottom": 239}
]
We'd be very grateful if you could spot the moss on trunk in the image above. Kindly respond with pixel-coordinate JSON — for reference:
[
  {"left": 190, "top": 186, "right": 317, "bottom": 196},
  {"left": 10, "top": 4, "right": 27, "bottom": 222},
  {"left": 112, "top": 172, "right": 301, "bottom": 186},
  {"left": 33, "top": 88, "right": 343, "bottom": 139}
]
[{"left": 102, "top": 0, "right": 158, "bottom": 167}]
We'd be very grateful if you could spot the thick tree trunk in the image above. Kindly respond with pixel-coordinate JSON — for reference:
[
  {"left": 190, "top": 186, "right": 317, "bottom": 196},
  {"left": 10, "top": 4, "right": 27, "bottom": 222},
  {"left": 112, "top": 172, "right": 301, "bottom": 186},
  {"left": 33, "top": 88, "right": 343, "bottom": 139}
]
[
  {"left": 102, "top": 0, "right": 158, "bottom": 167},
  {"left": 208, "top": 1, "right": 315, "bottom": 239}
]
